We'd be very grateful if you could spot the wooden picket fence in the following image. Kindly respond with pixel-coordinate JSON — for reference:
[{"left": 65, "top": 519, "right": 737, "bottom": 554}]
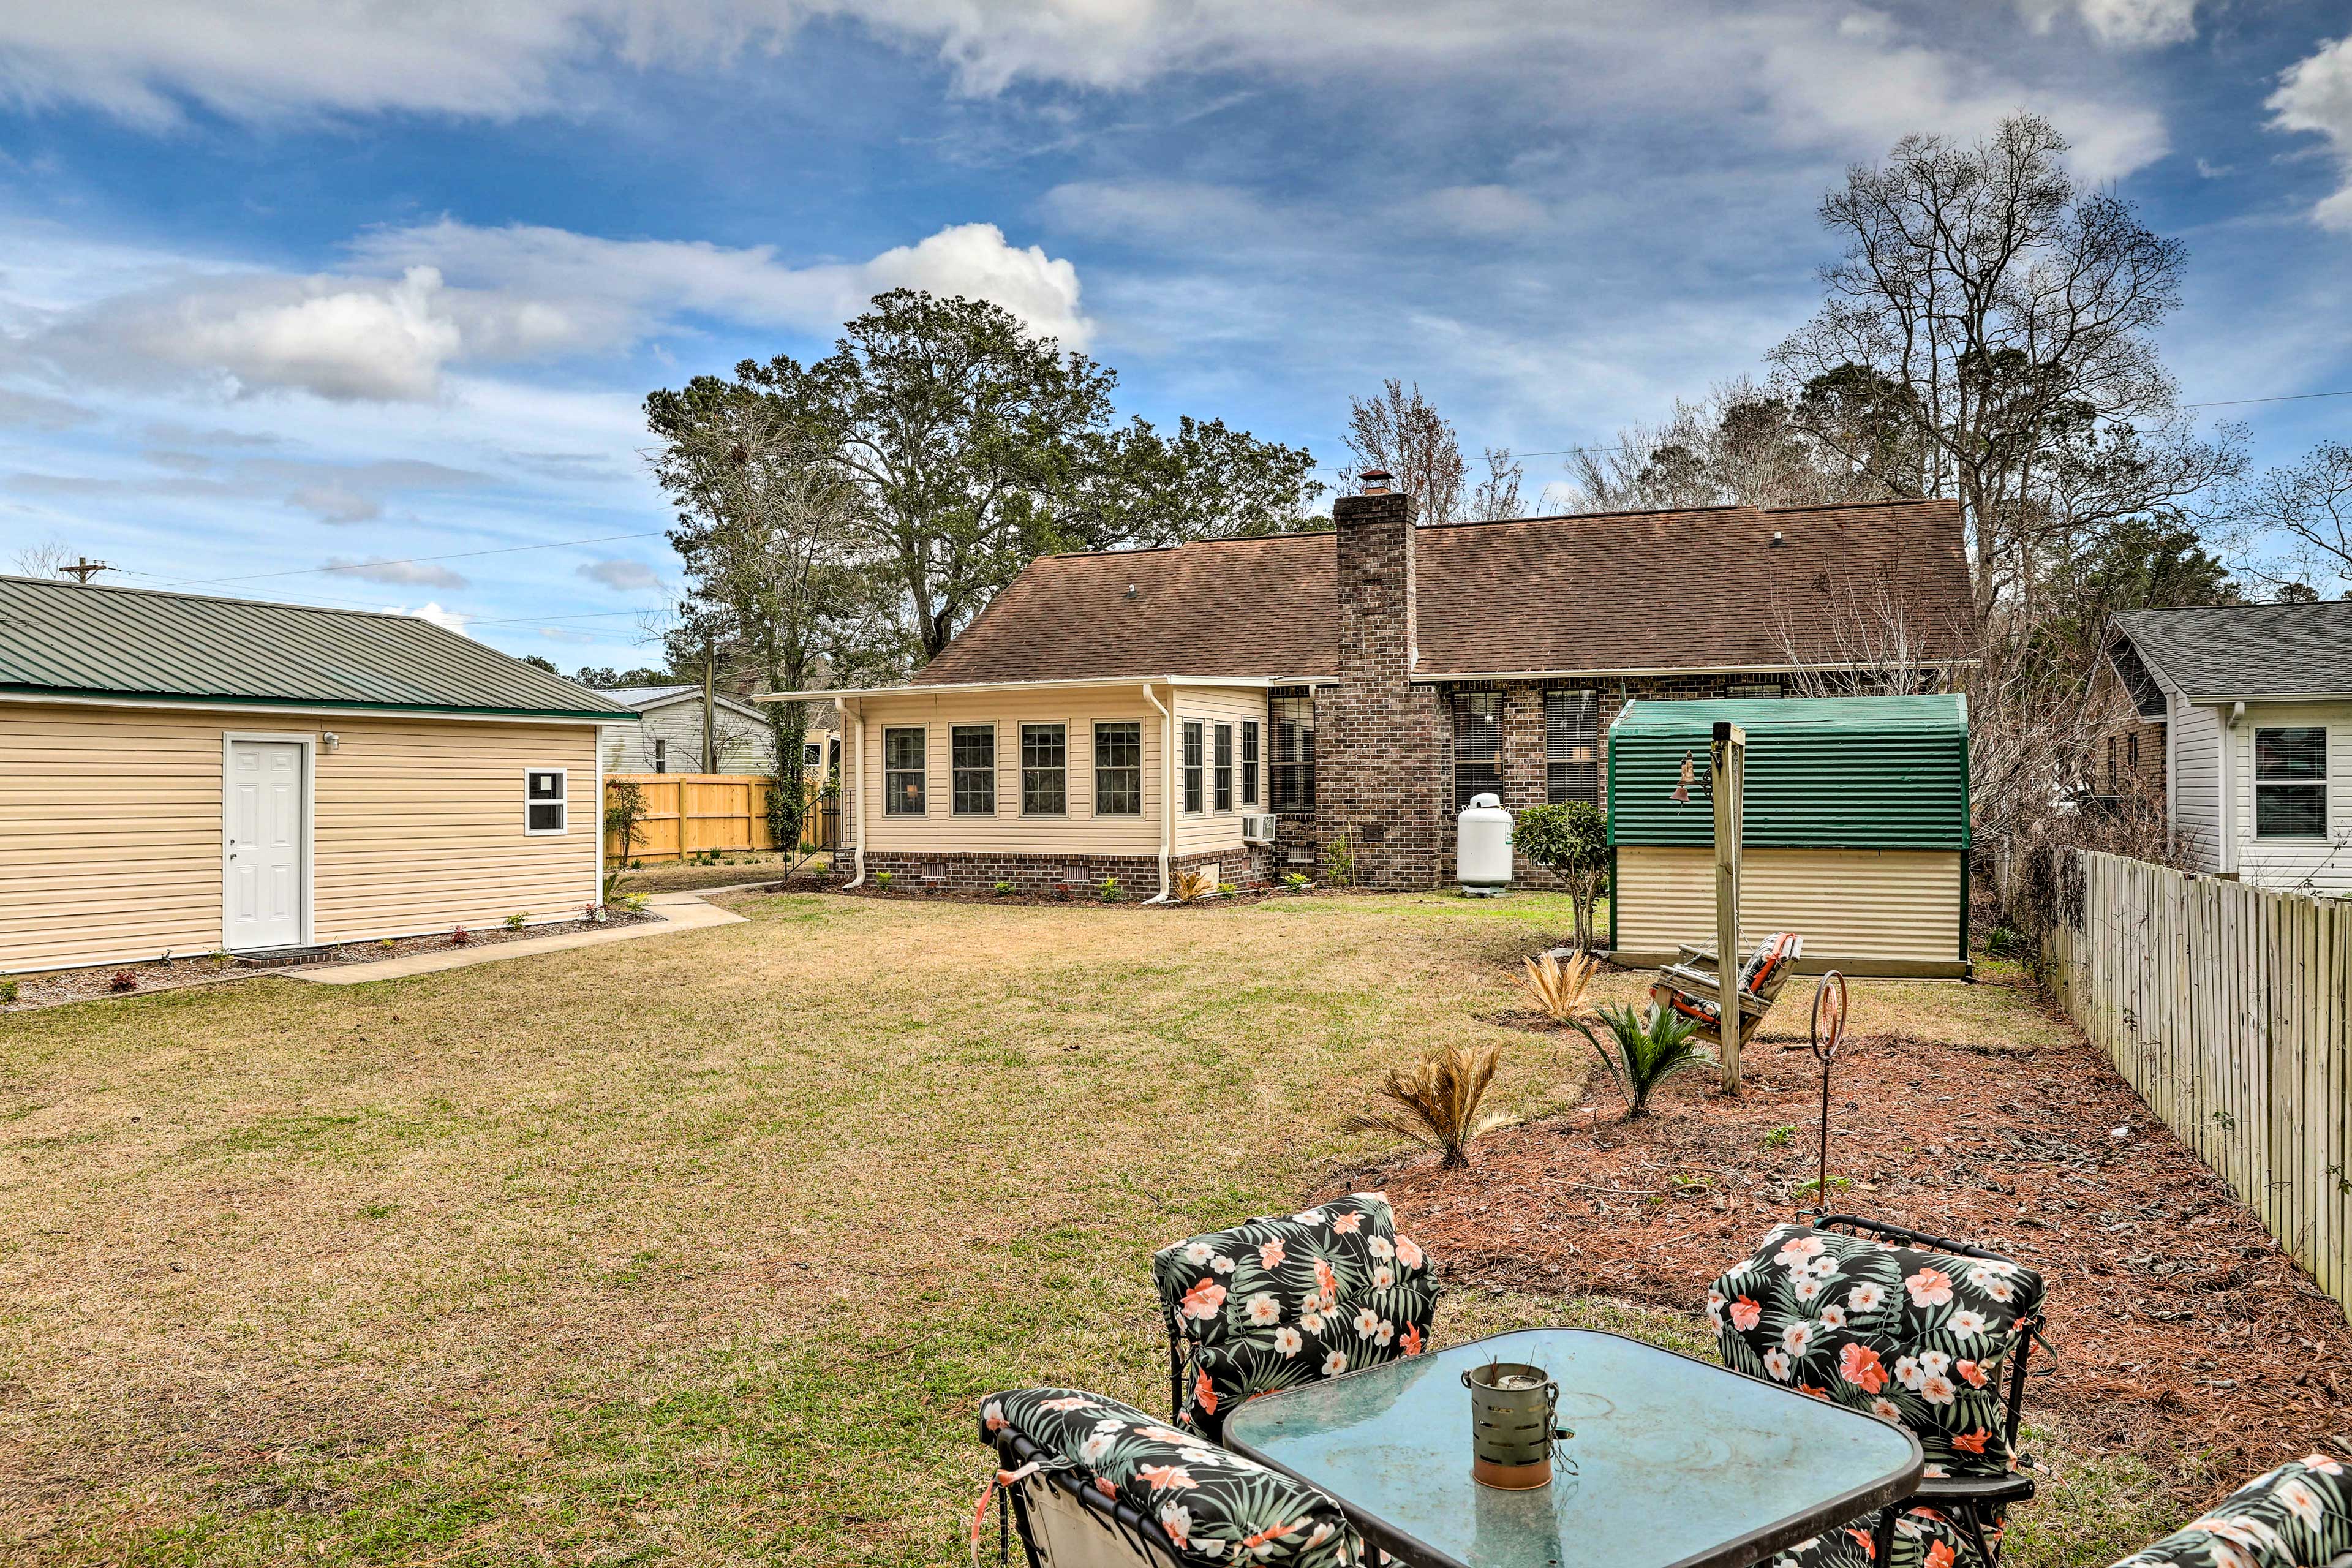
[
  {"left": 2047, "top": 850, "right": 2352, "bottom": 1314},
  {"left": 604, "top": 774, "right": 838, "bottom": 863}
]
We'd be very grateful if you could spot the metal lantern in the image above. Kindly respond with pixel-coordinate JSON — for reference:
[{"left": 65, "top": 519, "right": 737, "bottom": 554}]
[{"left": 1463, "top": 1361, "right": 1574, "bottom": 1490}]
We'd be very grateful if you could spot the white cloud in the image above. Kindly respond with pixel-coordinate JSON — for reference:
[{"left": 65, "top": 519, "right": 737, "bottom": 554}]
[
  {"left": 288, "top": 483, "right": 381, "bottom": 523},
  {"left": 2014, "top": 0, "right": 2196, "bottom": 47},
  {"left": 0, "top": 2, "right": 2172, "bottom": 180},
  {"left": 390, "top": 601, "right": 469, "bottom": 633},
  {"left": 326, "top": 557, "right": 467, "bottom": 589},
  {"left": 2270, "top": 35, "right": 2352, "bottom": 232},
  {"left": 1411, "top": 184, "right": 1548, "bottom": 238},
  {"left": 6, "top": 219, "right": 1091, "bottom": 401},
  {"left": 578, "top": 557, "right": 658, "bottom": 590}
]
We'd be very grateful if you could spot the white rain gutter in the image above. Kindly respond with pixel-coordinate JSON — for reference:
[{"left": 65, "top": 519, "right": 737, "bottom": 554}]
[
  {"left": 1142, "top": 681, "right": 1174, "bottom": 903},
  {"left": 842, "top": 695, "right": 867, "bottom": 888}
]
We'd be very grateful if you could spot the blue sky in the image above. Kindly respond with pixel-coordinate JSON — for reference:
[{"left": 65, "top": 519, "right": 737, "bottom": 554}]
[{"left": 1, "top": 1, "right": 2347, "bottom": 667}]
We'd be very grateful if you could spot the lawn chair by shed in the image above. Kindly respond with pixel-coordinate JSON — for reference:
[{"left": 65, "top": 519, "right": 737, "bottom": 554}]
[
  {"left": 2108, "top": 1453, "right": 2352, "bottom": 1567},
  {"left": 1652, "top": 931, "right": 1803, "bottom": 1049},
  {"left": 974, "top": 1386, "right": 1364, "bottom": 1567},
  {"left": 1152, "top": 1193, "right": 1437, "bottom": 1442},
  {"left": 1708, "top": 1216, "right": 2048, "bottom": 1568}
]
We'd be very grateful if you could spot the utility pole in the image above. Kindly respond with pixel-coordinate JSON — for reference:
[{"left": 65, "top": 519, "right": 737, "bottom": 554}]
[{"left": 61, "top": 558, "right": 115, "bottom": 584}]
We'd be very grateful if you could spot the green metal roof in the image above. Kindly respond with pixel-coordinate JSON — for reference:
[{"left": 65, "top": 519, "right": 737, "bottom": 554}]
[
  {"left": 0, "top": 576, "right": 636, "bottom": 722},
  {"left": 1608, "top": 695, "right": 1968, "bottom": 851}
]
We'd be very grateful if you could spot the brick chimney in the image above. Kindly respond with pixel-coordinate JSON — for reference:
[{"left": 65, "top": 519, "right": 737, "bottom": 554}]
[{"left": 1321, "top": 486, "right": 1442, "bottom": 888}]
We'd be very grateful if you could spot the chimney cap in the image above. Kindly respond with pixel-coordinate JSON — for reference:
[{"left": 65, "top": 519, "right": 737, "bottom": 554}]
[{"left": 1358, "top": 469, "right": 1393, "bottom": 495}]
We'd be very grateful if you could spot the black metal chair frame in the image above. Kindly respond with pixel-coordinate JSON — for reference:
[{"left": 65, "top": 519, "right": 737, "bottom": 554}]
[
  {"left": 986, "top": 1425, "right": 1187, "bottom": 1568},
  {"left": 1812, "top": 1214, "right": 2049, "bottom": 1568}
]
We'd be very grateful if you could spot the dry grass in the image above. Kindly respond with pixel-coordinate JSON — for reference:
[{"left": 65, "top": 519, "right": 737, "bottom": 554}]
[{"left": 0, "top": 891, "right": 2148, "bottom": 1566}]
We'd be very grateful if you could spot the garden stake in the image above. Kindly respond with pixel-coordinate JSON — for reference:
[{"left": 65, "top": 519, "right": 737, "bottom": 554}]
[{"left": 1809, "top": 970, "right": 1849, "bottom": 1212}]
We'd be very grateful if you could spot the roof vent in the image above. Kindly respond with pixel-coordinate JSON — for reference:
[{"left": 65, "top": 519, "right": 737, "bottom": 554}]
[
  {"left": 1769, "top": 530, "right": 1787, "bottom": 548},
  {"left": 1359, "top": 469, "right": 1393, "bottom": 496},
  {"left": 1125, "top": 583, "right": 1138, "bottom": 599}
]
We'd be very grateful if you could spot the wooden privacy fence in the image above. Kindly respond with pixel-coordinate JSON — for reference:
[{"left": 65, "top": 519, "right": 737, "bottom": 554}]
[
  {"left": 604, "top": 774, "right": 837, "bottom": 862},
  {"left": 2048, "top": 850, "right": 2352, "bottom": 1314}
]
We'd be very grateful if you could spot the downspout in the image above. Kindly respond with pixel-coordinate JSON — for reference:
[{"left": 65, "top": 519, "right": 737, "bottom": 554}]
[
  {"left": 843, "top": 696, "right": 868, "bottom": 888},
  {"left": 1142, "top": 681, "right": 1174, "bottom": 903},
  {"left": 2221, "top": 700, "right": 2244, "bottom": 876}
]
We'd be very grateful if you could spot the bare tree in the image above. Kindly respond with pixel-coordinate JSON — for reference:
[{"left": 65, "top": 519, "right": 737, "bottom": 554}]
[
  {"left": 1345, "top": 379, "right": 1466, "bottom": 523},
  {"left": 1769, "top": 113, "right": 2239, "bottom": 620},
  {"left": 1463, "top": 447, "right": 1528, "bottom": 522},
  {"left": 2226, "top": 440, "right": 2352, "bottom": 597},
  {"left": 10, "top": 538, "right": 75, "bottom": 578},
  {"left": 1564, "top": 377, "right": 1892, "bottom": 514}
]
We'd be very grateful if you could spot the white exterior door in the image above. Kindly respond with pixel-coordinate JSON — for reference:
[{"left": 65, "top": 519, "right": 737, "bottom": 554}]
[{"left": 225, "top": 739, "right": 304, "bottom": 950}]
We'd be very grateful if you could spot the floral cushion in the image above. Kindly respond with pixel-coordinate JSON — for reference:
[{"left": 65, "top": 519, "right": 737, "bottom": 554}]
[
  {"left": 2112, "top": 1455, "right": 2352, "bottom": 1568},
  {"left": 1152, "top": 1193, "right": 1438, "bottom": 1439},
  {"left": 1708, "top": 1224, "right": 2045, "bottom": 1483},
  {"left": 979, "top": 1385, "right": 1365, "bottom": 1566},
  {"left": 1762, "top": 1504, "right": 1984, "bottom": 1568}
]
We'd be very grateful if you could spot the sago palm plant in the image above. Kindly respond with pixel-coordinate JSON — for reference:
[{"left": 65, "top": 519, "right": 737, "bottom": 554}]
[
  {"left": 1172, "top": 867, "right": 1215, "bottom": 904},
  {"left": 1518, "top": 949, "right": 1600, "bottom": 1026},
  {"left": 1573, "top": 1003, "right": 1712, "bottom": 1119},
  {"left": 1343, "top": 1042, "right": 1514, "bottom": 1169}
]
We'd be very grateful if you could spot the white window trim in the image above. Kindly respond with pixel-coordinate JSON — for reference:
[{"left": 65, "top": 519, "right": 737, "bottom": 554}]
[
  {"left": 1182, "top": 718, "right": 1206, "bottom": 815},
  {"left": 1020, "top": 720, "right": 1071, "bottom": 818},
  {"left": 883, "top": 724, "right": 928, "bottom": 816},
  {"left": 951, "top": 722, "right": 997, "bottom": 817},
  {"left": 525, "top": 766, "right": 571, "bottom": 836},
  {"left": 2252, "top": 724, "right": 2330, "bottom": 842},
  {"left": 1091, "top": 718, "right": 1146, "bottom": 818}
]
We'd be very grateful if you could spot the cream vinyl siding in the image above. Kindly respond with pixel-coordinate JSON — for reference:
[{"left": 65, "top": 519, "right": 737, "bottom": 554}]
[
  {"left": 0, "top": 703, "right": 226, "bottom": 970},
  {"left": 1615, "top": 845, "right": 1964, "bottom": 969},
  {"left": 310, "top": 718, "right": 600, "bottom": 943},
  {"left": 0, "top": 703, "right": 601, "bottom": 973},
  {"left": 2228, "top": 701, "right": 2352, "bottom": 898},
  {"left": 857, "top": 687, "right": 1166, "bottom": 854},
  {"left": 1172, "top": 686, "right": 1268, "bottom": 855}
]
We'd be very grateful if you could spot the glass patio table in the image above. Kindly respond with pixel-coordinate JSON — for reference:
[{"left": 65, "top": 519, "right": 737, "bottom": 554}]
[{"left": 1223, "top": 1327, "right": 1923, "bottom": 1568}]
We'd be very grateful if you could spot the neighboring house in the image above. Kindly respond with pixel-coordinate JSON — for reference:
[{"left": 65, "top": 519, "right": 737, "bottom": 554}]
[
  {"left": 2105, "top": 601, "right": 2352, "bottom": 896},
  {"left": 599, "top": 685, "right": 836, "bottom": 777},
  {"left": 0, "top": 576, "right": 638, "bottom": 971},
  {"left": 773, "top": 486, "right": 1972, "bottom": 898}
]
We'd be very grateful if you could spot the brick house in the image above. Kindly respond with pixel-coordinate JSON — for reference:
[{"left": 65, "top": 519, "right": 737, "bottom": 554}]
[{"left": 775, "top": 486, "right": 1972, "bottom": 896}]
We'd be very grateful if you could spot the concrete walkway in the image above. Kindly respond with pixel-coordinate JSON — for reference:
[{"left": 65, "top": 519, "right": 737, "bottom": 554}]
[{"left": 288, "top": 891, "right": 747, "bottom": 986}]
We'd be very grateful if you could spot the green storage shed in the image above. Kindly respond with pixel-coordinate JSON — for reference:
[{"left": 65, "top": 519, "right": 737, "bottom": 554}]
[{"left": 1607, "top": 695, "right": 1971, "bottom": 978}]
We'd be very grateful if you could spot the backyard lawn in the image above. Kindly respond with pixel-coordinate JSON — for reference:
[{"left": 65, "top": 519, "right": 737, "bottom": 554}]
[{"left": 0, "top": 891, "right": 2329, "bottom": 1565}]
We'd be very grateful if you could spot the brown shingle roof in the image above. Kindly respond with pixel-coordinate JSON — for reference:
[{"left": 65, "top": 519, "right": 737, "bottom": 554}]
[{"left": 910, "top": 499, "right": 1970, "bottom": 685}]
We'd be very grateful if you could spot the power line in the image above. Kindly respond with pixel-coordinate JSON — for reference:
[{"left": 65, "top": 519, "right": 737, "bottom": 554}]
[{"left": 143, "top": 529, "right": 669, "bottom": 590}]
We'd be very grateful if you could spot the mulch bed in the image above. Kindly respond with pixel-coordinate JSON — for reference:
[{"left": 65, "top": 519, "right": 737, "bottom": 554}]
[
  {"left": 1355, "top": 1001, "right": 2352, "bottom": 1504},
  {"left": 2, "top": 909, "right": 658, "bottom": 1012}
]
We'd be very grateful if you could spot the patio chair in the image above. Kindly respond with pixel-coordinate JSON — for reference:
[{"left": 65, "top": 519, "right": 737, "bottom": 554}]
[
  {"left": 2108, "top": 1452, "right": 2352, "bottom": 1567},
  {"left": 1152, "top": 1192, "right": 1438, "bottom": 1442},
  {"left": 1651, "top": 931, "right": 1803, "bottom": 1050},
  {"left": 1708, "top": 1216, "right": 2049, "bottom": 1568},
  {"left": 974, "top": 1385, "right": 1365, "bottom": 1567}
]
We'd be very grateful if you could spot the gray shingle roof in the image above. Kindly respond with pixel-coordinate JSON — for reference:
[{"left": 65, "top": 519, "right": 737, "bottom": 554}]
[
  {"left": 2111, "top": 601, "right": 2352, "bottom": 699},
  {"left": 0, "top": 576, "right": 635, "bottom": 721}
]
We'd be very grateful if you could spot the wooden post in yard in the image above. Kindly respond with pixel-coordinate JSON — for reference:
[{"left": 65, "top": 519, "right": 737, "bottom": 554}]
[{"left": 1713, "top": 720, "right": 1746, "bottom": 1091}]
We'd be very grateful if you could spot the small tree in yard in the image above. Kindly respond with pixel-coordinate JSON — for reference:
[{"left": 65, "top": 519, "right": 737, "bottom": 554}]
[
  {"left": 605, "top": 779, "right": 649, "bottom": 867},
  {"left": 1516, "top": 802, "right": 1608, "bottom": 951}
]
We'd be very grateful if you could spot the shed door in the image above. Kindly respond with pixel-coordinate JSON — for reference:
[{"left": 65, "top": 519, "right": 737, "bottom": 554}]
[{"left": 225, "top": 740, "right": 305, "bottom": 950}]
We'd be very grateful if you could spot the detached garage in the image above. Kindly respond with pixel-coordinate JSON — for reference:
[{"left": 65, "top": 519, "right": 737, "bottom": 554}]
[
  {"left": 1607, "top": 695, "right": 1972, "bottom": 978},
  {"left": 0, "top": 576, "right": 636, "bottom": 973}
]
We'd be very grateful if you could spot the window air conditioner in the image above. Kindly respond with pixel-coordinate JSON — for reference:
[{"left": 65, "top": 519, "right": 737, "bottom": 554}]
[{"left": 1242, "top": 813, "right": 1278, "bottom": 843}]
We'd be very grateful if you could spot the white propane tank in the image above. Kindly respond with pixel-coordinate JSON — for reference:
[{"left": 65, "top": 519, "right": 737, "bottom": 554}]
[{"left": 1457, "top": 792, "right": 1514, "bottom": 897}]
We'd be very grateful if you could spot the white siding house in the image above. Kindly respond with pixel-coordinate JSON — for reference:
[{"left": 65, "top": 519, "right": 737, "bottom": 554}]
[
  {"left": 597, "top": 686, "right": 837, "bottom": 777},
  {"left": 2109, "top": 603, "right": 2352, "bottom": 898}
]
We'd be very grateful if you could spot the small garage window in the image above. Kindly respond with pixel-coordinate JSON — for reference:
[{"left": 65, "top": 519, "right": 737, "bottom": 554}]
[{"left": 526, "top": 769, "right": 568, "bottom": 834}]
